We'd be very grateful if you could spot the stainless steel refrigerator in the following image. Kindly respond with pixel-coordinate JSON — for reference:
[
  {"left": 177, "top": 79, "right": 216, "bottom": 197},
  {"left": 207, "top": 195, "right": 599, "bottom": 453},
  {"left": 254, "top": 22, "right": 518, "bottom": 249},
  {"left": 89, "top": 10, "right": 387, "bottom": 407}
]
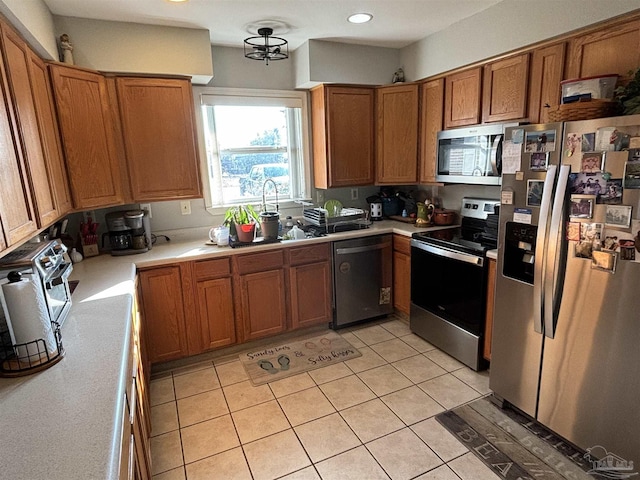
[{"left": 490, "top": 116, "right": 640, "bottom": 464}]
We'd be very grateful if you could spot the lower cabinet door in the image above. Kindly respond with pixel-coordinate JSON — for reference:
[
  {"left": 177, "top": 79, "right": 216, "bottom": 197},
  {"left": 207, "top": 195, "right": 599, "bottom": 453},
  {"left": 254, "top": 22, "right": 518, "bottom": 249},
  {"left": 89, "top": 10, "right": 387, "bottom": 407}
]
[
  {"left": 197, "top": 277, "right": 236, "bottom": 350},
  {"left": 393, "top": 250, "right": 411, "bottom": 315},
  {"left": 290, "top": 261, "right": 332, "bottom": 329},
  {"left": 138, "top": 266, "right": 188, "bottom": 363},
  {"left": 240, "top": 269, "right": 287, "bottom": 341}
]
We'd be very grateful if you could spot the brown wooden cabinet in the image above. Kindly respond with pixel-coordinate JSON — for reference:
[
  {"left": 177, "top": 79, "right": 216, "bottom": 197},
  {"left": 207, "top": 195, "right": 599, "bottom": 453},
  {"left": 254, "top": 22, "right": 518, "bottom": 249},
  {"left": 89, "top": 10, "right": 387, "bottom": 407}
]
[
  {"left": 482, "top": 53, "right": 529, "bottom": 123},
  {"left": 289, "top": 244, "right": 332, "bottom": 329},
  {"left": 311, "top": 84, "right": 374, "bottom": 188},
  {"left": 0, "top": 43, "right": 36, "bottom": 248},
  {"left": 444, "top": 67, "right": 482, "bottom": 128},
  {"left": 392, "top": 234, "right": 411, "bottom": 316},
  {"left": 120, "top": 287, "right": 151, "bottom": 480},
  {"left": 375, "top": 84, "right": 419, "bottom": 185},
  {"left": 193, "top": 258, "right": 236, "bottom": 351},
  {"left": 0, "top": 21, "right": 60, "bottom": 227},
  {"left": 26, "top": 52, "right": 72, "bottom": 217},
  {"left": 235, "top": 250, "right": 287, "bottom": 341},
  {"left": 49, "top": 63, "right": 124, "bottom": 209},
  {"left": 565, "top": 18, "right": 640, "bottom": 84},
  {"left": 115, "top": 77, "right": 202, "bottom": 202},
  {"left": 138, "top": 266, "right": 188, "bottom": 364},
  {"left": 483, "top": 257, "right": 497, "bottom": 362},
  {"left": 528, "top": 43, "right": 565, "bottom": 124},
  {"left": 419, "top": 79, "right": 444, "bottom": 183}
]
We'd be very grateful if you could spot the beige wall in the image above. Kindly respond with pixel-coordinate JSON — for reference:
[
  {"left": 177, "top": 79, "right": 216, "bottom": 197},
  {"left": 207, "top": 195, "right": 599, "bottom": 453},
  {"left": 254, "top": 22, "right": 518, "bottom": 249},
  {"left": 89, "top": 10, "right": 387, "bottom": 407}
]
[
  {"left": 400, "top": 0, "right": 640, "bottom": 81},
  {"left": 208, "top": 45, "right": 295, "bottom": 89},
  {"left": 0, "top": 0, "right": 57, "bottom": 58},
  {"left": 295, "top": 39, "right": 400, "bottom": 88},
  {"left": 52, "top": 16, "right": 213, "bottom": 84}
]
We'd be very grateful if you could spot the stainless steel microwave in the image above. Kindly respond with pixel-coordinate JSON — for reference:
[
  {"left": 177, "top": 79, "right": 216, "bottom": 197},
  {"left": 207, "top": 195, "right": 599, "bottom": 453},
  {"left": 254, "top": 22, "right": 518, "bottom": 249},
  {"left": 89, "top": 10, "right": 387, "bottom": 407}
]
[{"left": 436, "top": 123, "right": 513, "bottom": 185}]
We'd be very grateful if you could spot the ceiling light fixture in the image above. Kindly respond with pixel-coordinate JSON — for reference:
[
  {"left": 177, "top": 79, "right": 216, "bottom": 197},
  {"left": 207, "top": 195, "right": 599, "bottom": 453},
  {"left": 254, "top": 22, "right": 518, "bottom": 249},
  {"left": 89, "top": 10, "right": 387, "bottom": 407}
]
[
  {"left": 244, "top": 27, "right": 289, "bottom": 65},
  {"left": 347, "top": 13, "right": 373, "bottom": 24},
  {"left": 166, "top": 0, "right": 189, "bottom": 3}
]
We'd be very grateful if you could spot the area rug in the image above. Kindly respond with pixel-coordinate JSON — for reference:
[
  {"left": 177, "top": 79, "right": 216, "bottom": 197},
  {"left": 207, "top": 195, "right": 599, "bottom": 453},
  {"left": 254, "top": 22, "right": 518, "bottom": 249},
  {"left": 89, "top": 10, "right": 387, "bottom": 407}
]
[
  {"left": 239, "top": 330, "right": 361, "bottom": 386},
  {"left": 436, "top": 397, "right": 606, "bottom": 480}
]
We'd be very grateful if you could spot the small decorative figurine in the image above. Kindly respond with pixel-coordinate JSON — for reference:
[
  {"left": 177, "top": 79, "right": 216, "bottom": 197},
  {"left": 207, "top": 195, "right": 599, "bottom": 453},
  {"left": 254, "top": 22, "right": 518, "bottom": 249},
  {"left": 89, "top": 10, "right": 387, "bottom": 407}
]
[
  {"left": 392, "top": 67, "right": 405, "bottom": 84},
  {"left": 59, "top": 34, "right": 74, "bottom": 65}
]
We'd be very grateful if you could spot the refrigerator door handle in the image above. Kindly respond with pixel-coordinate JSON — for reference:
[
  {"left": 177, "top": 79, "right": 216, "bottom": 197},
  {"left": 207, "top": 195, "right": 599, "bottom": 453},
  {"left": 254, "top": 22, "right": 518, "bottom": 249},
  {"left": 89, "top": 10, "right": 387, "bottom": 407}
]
[
  {"left": 543, "top": 164, "right": 570, "bottom": 339},
  {"left": 533, "top": 164, "right": 557, "bottom": 334}
]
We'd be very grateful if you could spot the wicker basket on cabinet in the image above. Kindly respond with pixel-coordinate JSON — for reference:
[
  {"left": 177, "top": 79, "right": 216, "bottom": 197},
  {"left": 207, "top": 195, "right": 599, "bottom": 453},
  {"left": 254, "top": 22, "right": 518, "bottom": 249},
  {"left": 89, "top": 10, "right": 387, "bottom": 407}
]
[{"left": 546, "top": 99, "right": 620, "bottom": 122}]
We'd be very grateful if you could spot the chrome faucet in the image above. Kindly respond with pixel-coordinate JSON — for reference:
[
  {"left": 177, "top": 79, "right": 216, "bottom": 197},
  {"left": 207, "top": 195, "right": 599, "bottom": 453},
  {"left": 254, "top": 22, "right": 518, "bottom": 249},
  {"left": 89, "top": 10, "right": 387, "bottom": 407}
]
[{"left": 262, "top": 178, "right": 279, "bottom": 212}]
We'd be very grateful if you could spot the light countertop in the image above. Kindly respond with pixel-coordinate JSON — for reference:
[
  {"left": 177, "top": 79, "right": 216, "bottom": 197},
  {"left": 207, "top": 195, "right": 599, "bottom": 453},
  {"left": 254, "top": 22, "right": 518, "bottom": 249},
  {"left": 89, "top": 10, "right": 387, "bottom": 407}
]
[{"left": 0, "top": 219, "right": 447, "bottom": 479}]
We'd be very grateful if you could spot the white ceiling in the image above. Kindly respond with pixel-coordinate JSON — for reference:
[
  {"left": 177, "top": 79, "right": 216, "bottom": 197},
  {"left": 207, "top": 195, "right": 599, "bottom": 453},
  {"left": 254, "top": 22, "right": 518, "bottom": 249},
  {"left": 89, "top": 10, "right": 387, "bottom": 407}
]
[{"left": 42, "top": 0, "right": 503, "bottom": 50}]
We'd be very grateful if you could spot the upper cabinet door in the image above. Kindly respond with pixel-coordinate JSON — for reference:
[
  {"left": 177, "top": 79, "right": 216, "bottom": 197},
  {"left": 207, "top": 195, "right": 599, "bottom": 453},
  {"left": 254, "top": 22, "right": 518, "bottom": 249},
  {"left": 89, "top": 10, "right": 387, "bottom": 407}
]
[
  {"left": 27, "top": 51, "right": 72, "bottom": 218},
  {"left": 115, "top": 77, "right": 202, "bottom": 202},
  {"left": 528, "top": 43, "right": 565, "bottom": 124},
  {"left": 565, "top": 18, "right": 640, "bottom": 84},
  {"left": 311, "top": 85, "right": 374, "bottom": 188},
  {"left": 482, "top": 53, "right": 529, "bottom": 123},
  {"left": 419, "top": 79, "right": 444, "bottom": 184},
  {"left": 0, "top": 22, "right": 59, "bottom": 227},
  {"left": 375, "top": 84, "right": 419, "bottom": 185},
  {"left": 0, "top": 58, "right": 36, "bottom": 246},
  {"left": 444, "top": 67, "right": 482, "bottom": 128},
  {"left": 49, "top": 64, "right": 124, "bottom": 209}
]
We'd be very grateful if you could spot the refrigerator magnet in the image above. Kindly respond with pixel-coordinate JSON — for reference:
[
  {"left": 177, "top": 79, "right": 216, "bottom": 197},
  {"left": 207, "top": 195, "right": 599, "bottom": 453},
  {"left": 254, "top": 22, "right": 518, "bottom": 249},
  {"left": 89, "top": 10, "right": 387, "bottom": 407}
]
[
  {"left": 565, "top": 133, "right": 582, "bottom": 158},
  {"left": 513, "top": 208, "right": 532, "bottom": 224},
  {"left": 592, "top": 251, "right": 617, "bottom": 273},
  {"left": 526, "top": 180, "right": 544, "bottom": 207},
  {"left": 569, "top": 195, "right": 595, "bottom": 219},
  {"left": 624, "top": 152, "right": 640, "bottom": 189},
  {"left": 581, "top": 152, "right": 604, "bottom": 173},
  {"left": 566, "top": 222, "right": 581, "bottom": 241},
  {"left": 605, "top": 205, "right": 632, "bottom": 228},
  {"left": 530, "top": 152, "right": 548, "bottom": 171}
]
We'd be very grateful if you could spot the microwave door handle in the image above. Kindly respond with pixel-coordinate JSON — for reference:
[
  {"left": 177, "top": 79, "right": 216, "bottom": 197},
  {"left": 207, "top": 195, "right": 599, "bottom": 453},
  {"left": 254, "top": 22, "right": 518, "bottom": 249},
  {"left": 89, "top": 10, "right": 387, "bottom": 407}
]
[
  {"left": 533, "top": 164, "right": 557, "bottom": 334},
  {"left": 544, "top": 164, "right": 570, "bottom": 339},
  {"left": 490, "top": 134, "right": 502, "bottom": 176}
]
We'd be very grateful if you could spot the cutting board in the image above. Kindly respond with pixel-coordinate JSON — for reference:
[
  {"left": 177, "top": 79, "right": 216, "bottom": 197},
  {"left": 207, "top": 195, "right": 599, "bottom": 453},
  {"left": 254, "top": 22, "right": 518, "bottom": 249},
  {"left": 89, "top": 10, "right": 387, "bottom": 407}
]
[{"left": 388, "top": 215, "right": 416, "bottom": 224}]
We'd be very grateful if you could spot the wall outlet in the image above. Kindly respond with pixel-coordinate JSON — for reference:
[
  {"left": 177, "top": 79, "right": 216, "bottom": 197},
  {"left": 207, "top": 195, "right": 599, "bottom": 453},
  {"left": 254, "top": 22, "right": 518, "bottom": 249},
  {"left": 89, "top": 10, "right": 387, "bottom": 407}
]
[
  {"left": 180, "top": 200, "right": 191, "bottom": 215},
  {"left": 316, "top": 190, "right": 325, "bottom": 205},
  {"left": 83, "top": 210, "right": 95, "bottom": 222},
  {"left": 139, "top": 203, "right": 152, "bottom": 218},
  {"left": 350, "top": 188, "right": 359, "bottom": 201}
]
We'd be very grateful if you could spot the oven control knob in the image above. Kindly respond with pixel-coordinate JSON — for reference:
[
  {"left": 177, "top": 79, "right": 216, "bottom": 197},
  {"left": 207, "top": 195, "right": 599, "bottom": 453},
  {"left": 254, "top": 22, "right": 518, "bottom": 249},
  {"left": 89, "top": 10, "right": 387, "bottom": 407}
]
[{"left": 40, "top": 256, "right": 52, "bottom": 268}]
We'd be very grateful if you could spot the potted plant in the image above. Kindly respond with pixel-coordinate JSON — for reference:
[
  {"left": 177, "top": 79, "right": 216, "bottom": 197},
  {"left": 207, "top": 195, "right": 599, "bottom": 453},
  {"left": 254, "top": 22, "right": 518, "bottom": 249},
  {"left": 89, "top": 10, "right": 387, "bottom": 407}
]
[{"left": 223, "top": 204, "right": 260, "bottom": 243}]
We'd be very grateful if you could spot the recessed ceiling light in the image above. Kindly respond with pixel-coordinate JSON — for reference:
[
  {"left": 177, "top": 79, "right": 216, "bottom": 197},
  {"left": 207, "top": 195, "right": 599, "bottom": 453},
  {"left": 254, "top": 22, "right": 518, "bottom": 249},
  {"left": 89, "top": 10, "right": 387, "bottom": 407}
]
[
  {"left": 167, "top": 0, "right": 189, "bottom": 3},
  {"left": 348, "top": 13, "right": 373, "bottom": 24}
]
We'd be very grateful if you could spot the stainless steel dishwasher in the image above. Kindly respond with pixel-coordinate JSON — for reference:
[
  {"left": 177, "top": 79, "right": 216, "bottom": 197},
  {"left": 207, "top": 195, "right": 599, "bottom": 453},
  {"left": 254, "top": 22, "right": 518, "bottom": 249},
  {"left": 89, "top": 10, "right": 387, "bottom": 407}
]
[{"left": 332, "top": 234, "right": 393, "bottom": 328}]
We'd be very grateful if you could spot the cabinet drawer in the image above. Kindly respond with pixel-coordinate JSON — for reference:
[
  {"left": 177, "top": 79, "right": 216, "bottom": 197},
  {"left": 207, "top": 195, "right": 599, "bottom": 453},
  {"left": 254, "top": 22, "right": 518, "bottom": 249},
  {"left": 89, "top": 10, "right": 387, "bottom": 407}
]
[
  {"left": 289, "top": 243, "right": 330, "bottom": 266},
  {"left": 236, "top": 250, "right": 284, "bottom": 275},
  {"left": 393, "top": 234, "right": 411, "bottom": 256},
  {"left": 194, "top": 257, "right": 231, "bottom": 280}
]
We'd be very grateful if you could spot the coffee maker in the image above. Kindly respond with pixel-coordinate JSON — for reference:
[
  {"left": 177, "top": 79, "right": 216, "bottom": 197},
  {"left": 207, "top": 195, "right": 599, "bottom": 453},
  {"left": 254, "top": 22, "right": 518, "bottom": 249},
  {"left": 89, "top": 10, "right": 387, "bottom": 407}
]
[{"left": 103, "top": 210, "right": 152, "bottom": 256}]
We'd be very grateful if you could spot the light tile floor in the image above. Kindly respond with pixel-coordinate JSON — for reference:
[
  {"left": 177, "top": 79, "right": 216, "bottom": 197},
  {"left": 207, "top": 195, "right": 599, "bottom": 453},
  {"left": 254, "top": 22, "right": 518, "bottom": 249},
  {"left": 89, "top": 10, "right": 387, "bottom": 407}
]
[{"left": 149, "top": 317, "right": 499, "bottom": 480}]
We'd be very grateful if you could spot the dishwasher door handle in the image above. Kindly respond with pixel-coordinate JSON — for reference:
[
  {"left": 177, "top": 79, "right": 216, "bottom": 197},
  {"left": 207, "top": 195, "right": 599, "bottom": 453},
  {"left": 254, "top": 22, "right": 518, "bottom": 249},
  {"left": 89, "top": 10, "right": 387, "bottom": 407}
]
[{"left": 335, "top": 241, "right": 392, "bottom": 256}]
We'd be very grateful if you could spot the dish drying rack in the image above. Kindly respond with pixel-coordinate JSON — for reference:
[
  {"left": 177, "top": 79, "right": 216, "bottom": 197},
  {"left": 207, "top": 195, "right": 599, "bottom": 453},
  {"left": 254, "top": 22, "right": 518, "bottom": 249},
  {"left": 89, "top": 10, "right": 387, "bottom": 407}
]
[{"left": 302, "top": 207, "right": 370, "bottom": 233}]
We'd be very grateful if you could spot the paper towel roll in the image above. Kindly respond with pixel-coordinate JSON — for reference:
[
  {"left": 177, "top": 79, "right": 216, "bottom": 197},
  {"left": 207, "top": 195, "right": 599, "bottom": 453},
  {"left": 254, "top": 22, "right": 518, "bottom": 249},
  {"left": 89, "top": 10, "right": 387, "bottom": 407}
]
[{"left": 2, "top": 275, "right": 57, "bottom": 359}]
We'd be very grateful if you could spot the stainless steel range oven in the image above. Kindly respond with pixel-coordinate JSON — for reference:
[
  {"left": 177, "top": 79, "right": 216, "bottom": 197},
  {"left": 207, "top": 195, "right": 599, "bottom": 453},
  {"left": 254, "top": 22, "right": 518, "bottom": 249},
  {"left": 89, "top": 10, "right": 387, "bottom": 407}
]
[{"left": 410, "top": 198, "right": 499, "bottom": 371}]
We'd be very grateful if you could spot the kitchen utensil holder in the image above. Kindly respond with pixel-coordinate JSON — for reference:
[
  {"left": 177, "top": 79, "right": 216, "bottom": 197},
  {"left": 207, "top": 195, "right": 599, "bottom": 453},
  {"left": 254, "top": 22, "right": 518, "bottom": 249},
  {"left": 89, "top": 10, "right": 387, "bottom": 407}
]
[{"left": 0, "top": 320, "right": 64, "bottom": 377}]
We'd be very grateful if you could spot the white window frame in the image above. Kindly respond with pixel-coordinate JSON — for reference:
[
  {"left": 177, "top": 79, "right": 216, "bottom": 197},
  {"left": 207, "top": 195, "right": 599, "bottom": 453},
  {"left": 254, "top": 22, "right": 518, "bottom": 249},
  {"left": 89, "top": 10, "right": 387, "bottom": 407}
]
[{"left": 193, "top": 86, "right": 312, "bottom": 215}]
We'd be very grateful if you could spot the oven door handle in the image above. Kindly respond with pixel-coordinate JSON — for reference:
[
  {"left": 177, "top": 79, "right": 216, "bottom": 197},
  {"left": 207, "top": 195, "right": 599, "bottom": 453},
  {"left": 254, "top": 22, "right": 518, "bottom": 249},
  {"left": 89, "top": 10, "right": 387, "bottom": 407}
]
[
  {"left": 410, "top": 240, "right": 484, "bottom": 266},
  {"left": 46, "top": 262, "right": 73, "bottom": 288}
]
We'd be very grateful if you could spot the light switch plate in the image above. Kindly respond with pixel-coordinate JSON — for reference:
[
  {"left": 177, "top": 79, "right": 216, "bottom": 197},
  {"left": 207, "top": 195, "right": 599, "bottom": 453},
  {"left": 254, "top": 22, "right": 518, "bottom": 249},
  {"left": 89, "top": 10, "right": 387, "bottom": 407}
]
[{"left": 180, "top": 200, "right": 191, "bottom": 215}]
